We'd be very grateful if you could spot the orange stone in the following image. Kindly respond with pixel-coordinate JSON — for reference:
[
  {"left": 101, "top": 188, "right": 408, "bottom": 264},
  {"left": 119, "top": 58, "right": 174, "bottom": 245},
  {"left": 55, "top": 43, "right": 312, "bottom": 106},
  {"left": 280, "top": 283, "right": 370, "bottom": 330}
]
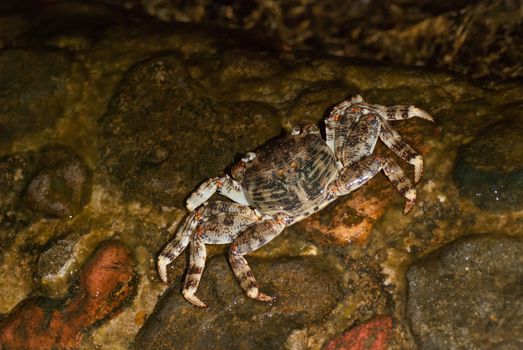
[
  {"left": 0, "top": 240, "right": 135, "bottom": 350},
  {"left": 323, "top": 315, "right": 392, "bottom": 350}
]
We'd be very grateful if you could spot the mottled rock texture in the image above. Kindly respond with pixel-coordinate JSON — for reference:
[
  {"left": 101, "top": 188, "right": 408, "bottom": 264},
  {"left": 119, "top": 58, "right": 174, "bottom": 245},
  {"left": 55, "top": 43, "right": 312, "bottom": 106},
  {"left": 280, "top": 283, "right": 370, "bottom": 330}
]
[
  {"left": 133, "top": 256, "right": 342, "bottom": 350},
  {"left": 0, "top": 240, "right": 136, "bottom": 350},
  {"left": 407, "top": 234, "right": 523, "bottom": 350}
]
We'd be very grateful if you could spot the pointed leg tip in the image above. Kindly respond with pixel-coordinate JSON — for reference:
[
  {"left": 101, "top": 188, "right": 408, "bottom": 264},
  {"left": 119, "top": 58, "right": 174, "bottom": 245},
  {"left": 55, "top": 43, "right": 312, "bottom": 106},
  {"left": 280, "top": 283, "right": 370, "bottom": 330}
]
[
  {"left": 411, "top": 156, "right": 423, "bottom": 184},
  {"left": 403, "top": 200, "right": 415, "bottom": 214},
  {"left": 157, "top": 257, "right": 169, "bottom": 283},
  {"left": 413, "top": 107, "right": 434, "bottom": 122},
  {"left": 184, "top": 293, "right": 208, "bottom": 308},
  {"left": 257, "top": 292, "right": 275, "bottom": 302},
  {"left": 414, "top": 171, "right": 422, "bottom": 184}
]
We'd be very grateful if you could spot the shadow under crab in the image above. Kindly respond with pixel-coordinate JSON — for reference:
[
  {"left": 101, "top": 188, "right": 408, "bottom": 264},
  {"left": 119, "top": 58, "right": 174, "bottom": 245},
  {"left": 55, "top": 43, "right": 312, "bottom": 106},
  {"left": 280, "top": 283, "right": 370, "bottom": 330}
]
[{"left": 158, "top": 95, "right": 433, "bottom": 307}]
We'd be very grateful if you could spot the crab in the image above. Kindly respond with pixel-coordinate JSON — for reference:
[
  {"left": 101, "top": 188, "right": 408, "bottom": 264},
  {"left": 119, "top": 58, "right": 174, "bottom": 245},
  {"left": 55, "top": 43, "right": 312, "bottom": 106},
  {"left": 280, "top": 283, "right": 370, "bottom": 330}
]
[{"left": 158, "top": 95, "right": 433, "bottom": 307}]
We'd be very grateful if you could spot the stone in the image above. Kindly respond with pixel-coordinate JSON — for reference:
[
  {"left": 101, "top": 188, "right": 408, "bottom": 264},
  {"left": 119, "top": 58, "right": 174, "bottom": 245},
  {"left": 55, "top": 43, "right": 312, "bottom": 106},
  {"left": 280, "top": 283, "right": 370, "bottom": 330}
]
[
  {"left": 0, "top": 152, "right": 35, "bottom": 229},
  {"left": 100, "top": 55, "right": 281, "bottom": 207},
  {"left": 25, "top": 145, "right": 92, "bottom": 217},
  {"left": 0, "top": 240, "right": 136, "bottom": 350},
  {"left": 407, "top": 234, "right": 523, "bottom": 350},
  {"left": 454, "top": 117, "right": 523, "bottom": 211},
  {"left": 323, "top": 315, "right": 392, "bottom": 350},
  {"left": 133, "top": 256, "right": 343, "bottom": 350},
  {"left": 36, "top": 234, "right": 80, "bottom": 298},
  {"left": 0, "top": 49, "right": 70, "bottom": 146}
]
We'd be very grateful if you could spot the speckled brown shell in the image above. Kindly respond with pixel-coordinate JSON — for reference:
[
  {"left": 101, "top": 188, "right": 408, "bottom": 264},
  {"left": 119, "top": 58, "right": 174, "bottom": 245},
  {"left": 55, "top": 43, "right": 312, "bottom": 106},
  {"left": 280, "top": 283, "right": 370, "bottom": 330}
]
[{"left": 243, "top": 132, "right": 337, "bottom": 217}]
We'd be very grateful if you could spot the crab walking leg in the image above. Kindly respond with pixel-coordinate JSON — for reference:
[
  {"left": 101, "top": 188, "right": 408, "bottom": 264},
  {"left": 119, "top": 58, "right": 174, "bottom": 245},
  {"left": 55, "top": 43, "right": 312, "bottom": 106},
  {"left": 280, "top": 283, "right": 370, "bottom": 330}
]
[
  {"left": 379, "top": 119, "right": 424, "bottom": 183},
  {"left": 168, "top": 201, "right": 265, "bottom": 307},
  {"left": 186, "top": 175, "right": 249, "bottom": 212},
  {"left": 158, "top": 199, "right": 260, "bottom": 282},
  {"left": 381, "top": 158, "right": 416, "bottom": 214},
  {"left": 200, "top": 214, "right": 263, "bottom": 245},
  {"left": 338, "top": 113, "right": 381, "bottom": 167},
  {"left": 381, "top": 157, "right": 416, "bottom": 213},
  {"left": 157, "top": 213, "right": 199, "bottom": 283},
  {"left": 325, "top": 95, "right": 365, "bottom": 153},
  {"left": 202, "top": 200, "right": 261, "bottom": 217},
  {"left": 330, "top": 155, "right": 383, "bottom": 196},
  {"left": 331, "top": 155, "right": 416, "bottom": 213},
  {"left": 182, "top": 237, "right": 207, "bottom": 307},
  {"left": 229, "top": 217, "right": 286, "bottom": 301},
  {"left": 366, "top": 103, "right": 434, "bottom": 122}
]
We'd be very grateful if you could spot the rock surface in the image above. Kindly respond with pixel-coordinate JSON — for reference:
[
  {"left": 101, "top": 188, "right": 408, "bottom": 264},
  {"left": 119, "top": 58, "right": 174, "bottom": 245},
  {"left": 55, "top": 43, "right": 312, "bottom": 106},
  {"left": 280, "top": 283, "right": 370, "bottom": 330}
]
[
  {"left": 100, "top": 55, "right": 281, "bottom": 207},
  {"left": 454, "top": 116, "right": 523, "bottom": 211},
  {"left": 323, "top": 315, "right": 392, "bottom": 350},
  {"left": 0, "top": 49, "right": 70, "bottom": 146},
  {"left": 0, "top": 240, "right": 136, "bottom": 350},
  {"left": 0, "top": 151, "right": 35, "bottom": 231},
  {"left": 407, "top": 234, "right": 523, "bottom": 350},
  {"left": 133, "top": 256, "right": 342, "bottom": 350},
  {"left": 25, "top": 145, "right": 92, "bottom": 217}
]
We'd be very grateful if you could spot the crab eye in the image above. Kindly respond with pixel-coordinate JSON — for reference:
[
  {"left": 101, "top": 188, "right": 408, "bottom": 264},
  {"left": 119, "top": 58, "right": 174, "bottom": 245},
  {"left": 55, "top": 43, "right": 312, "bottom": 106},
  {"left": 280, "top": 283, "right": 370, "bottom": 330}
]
[{"left": 291, "top": 126, "right": 301, "bottom": 135}]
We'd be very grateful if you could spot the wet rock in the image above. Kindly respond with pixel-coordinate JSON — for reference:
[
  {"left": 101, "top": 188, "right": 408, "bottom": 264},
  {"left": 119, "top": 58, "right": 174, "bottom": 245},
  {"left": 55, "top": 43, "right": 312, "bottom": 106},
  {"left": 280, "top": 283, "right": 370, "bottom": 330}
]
[
  {"left": 0, "top": 49, "right": 70, "bottom": 145},
  {"left": 36, "top": 234, "right": 80, "bottom": 298},
  {"left": 25, "top": 145, "right": 92, "bottom": 217},
  {"left": 0, "top": 240, "right": 136, "bottom": 350},
  {"left": 100, "top": 56, "right": 281, "bottom": 207},
  {"left": 299, "top": 182, "right": 395, "bottom": 245},
  {"left": 133, "top": 256, "right": 342, "bottom": 350},
  {"left": 0, "top": 14, "right": 31, "bottom": 48},
  {"left": 0, "top": 152, "right": 36, "bottom": 231},
  {"left": 454, "top": 117, "right": 523, "bottom": 211},
  {"left": 323, "top": 315, "right": 392, "bottom": 350},
  {"left": 407, "top": 234, "right": 523, "bottom": 350}
]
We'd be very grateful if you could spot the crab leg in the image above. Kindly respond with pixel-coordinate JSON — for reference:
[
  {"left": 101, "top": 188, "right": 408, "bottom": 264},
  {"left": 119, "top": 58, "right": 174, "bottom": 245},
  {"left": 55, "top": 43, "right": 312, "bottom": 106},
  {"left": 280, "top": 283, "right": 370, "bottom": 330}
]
[
  {"left": 157, "top": 212, "right": 199, "bottom": 283},
  {"left": 158, "top": 202, "right": 259, "bottom": 282},
  {"left": 183, "top": 237, "right": 207, "bottom": 307},
  {"left": 330, "top": 155, "right": 416, "bottom": 213},
  {"left": 229, "top": 217, "right": 286, "bottom": 302},
  {"left": 184, "top": 212, "right": 264, "bottom": 308},
  {"left": 381, "top": 156, "right": 416, "bottom": 213},
  {"left": 325, "top": 95, "right": 364, "bottom": 153},
  {"left": 160, "top": 201, "right": 264, "bottom": 307},
  {"left": 379, "top": 119, "right": 424, "bottom": 183},
  {"left": 366, "top": 103, "right": 433, "bottom": 122},
  {"left": 338, "top": 113, "right": 381, "bottom": 167},
  {"left": 186, "top": 175, "right": 249, "bottom": 212}
]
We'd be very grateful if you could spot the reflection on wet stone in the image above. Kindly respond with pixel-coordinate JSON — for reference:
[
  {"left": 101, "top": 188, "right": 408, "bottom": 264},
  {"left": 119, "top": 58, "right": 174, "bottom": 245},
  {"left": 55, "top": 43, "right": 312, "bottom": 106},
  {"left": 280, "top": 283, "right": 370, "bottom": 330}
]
[
  {"left": 454, "top": 117, "right": 523, "bottom": 211},
  {"left": 407, "top": 234, "right": 523, "bottom": 350},
  {"left": 26, "top": 145, "right": 92, "bottom": 217},
  {"left": 133, "top": 256, "right": 342, "bottom": 350}
]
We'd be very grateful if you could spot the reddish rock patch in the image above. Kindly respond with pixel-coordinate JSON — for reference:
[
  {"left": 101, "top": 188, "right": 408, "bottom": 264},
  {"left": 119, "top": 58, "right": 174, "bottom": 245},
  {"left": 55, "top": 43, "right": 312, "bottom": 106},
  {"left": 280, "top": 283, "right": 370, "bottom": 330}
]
[
  {"left": 301, "top": 184, "right": 394, "bottom": 245},
  {"left": 0, "top": 240, "right": 135, "bottom": 350},
  {"left": 323, "top": 315, "right": 392, "bottom": 350}
]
